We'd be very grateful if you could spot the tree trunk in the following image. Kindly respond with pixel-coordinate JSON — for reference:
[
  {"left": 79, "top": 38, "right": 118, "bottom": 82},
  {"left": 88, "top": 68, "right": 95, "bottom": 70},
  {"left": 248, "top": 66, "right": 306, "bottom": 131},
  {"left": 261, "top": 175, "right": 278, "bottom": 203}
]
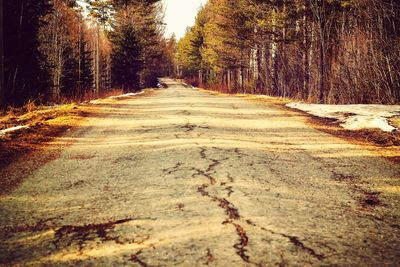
[
  {"left": 77, "top": 20, "right": 82, "bottom": 98},
  {"left": 318, "top": 21, "right": 325, "bottom": 103},
  {"left": 95, "top": 25, "right": 100, "bottom": 94},
  {"left": 271, "top": 7, "right": 278, "bottom": 95},
  {"left": 0, "top": 0, "right": 4, "bottom": 109},
  {"left": 302, "top": 0, "right": 310, "bottom": 99},
  {"left": 227, "top": 69, "right": 231, "bottom": 92}
]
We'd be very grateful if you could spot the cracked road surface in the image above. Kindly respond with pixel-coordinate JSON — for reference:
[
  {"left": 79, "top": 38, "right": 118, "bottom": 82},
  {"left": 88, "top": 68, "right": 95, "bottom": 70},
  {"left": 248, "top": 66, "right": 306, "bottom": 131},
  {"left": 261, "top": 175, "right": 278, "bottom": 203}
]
[{"left": 1, "top": 79, "right": 400, "bottom": 266}]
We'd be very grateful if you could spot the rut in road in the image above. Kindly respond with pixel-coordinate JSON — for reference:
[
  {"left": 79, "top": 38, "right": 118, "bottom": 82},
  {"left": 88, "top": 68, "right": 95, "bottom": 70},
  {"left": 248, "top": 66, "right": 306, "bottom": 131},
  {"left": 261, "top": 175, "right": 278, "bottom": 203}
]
[{"left": 0, "top": 79, "right": 399, "bottom": 266}]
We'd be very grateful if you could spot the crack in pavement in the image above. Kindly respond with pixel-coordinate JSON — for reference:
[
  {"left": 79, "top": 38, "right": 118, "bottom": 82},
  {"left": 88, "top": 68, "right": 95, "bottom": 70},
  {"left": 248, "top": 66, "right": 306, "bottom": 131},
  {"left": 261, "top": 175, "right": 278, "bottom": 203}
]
[
  {"left": 225, "top": 186, "right": 234, "bottom": 197},
  {"left": 181, "top": 124, "right": 210, "bottom": 133},
  {"left": 181, "top": 123, "right": 196, "bottom": 132},
  {"left": 194, "top": 146, "right": 251, "bottom": 263},
  {"left": 192, "top": 168, "right": 217, "bottom": 185},
  {"left": 162, "top": 162, "right": 184, "bottom": 175},
  {"left": 331, "top": 171, "right": 385, "bottom": 208},
  {"left": 232, "top": 223, "right": 250, "bottom": 263},
  {"left": 195, "top": 146, "right": 328, "bottom": 264},
  {"left": 130, "top": 250, "right": 153, "bottom": 267},
  {"left": 245, "top": 220, "right": 328, "bottom": 260},
  {"left": 53, "top": 218, "right": 133, "bottom": 251},
  {"left": 197, "top": 183, "right": 249, "bottom": 262},
  {"left": 204, "top": 248, "right": 215, "bottom": 265},
  {"left": 154, "top": 144, "right": 330, "bottom": 264}
]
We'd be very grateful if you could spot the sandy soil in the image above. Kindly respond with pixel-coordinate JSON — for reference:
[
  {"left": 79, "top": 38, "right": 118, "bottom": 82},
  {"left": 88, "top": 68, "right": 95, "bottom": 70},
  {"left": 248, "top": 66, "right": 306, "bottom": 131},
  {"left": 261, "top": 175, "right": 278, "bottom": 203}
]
[{"left": 0, "top": 79, "right": 399, "bottom": 266}]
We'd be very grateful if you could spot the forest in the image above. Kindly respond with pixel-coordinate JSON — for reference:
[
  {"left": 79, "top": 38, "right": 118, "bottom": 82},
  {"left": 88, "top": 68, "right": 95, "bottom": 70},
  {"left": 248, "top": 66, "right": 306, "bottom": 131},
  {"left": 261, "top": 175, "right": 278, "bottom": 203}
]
[
  {"left": 176, "top": 0, "right": 400, "bottom": 104},
  {"left": 0, "top": 0, "right": 176, "bottom": 108},
  {"left": 1, "top": 0, "right": 400, "bottom": 108}
]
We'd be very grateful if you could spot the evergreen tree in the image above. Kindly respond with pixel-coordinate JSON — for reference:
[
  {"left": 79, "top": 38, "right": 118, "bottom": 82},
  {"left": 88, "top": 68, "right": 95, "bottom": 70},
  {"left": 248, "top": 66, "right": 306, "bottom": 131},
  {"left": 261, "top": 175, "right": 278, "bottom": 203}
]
[
  {"left": 4, "top": 0, "right": 51, "bottom": 106},
  {"left": 111, "top": 23, "right": 142, "bottom": 91},
  {"left": 110, "top": 0, "right": 163, "bottom": 91}
]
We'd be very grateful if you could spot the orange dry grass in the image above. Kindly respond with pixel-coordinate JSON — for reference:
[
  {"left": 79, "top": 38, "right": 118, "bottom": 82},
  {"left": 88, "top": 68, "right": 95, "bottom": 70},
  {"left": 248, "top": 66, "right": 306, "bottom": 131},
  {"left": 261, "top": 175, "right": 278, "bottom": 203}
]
[
  {"left": 201, "top": 88, "right": 400, "bottom": 163},
  {"left": 0, "top": 104, "right": 86, "bottom": 194},
  {"left": 287, "top": 108, "right": 400, "bottom": 163},
  {"left": 0, "top": 90, "right": 149, "bottom": 195},
  {"left": 0, "top": 104, "right": 84, "bottom": 165}
]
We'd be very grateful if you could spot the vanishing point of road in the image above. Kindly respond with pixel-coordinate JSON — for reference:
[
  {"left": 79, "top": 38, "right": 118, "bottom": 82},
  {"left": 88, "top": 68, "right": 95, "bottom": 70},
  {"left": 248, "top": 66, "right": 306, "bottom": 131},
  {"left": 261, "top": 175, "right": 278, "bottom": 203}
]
[{"left": 1, "top": 79, "right": 399, "bottom": 266}]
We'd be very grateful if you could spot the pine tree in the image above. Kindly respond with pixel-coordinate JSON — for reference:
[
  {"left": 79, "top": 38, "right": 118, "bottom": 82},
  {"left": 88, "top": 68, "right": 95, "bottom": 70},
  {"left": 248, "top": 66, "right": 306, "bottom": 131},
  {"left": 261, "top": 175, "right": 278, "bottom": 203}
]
[
  {"left": 4, "top": 0, "right": 51, "bottom": 106},
  {"left": 111, "top": 23, "right": 142, "bottom": 91},
  {"left": 110, "top": 0, "right": 163, "bottom": 91}
]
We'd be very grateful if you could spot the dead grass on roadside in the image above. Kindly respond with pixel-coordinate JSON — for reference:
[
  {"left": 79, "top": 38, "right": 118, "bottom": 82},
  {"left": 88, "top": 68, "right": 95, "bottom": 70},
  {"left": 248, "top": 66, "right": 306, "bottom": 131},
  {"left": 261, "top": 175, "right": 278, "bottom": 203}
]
[
  {"left": 0, "top": 104, "right": 85, "bottom": 194},
  {"left": 199, "top": 88, "right": 293, "bottom": 104},
  {"left": 0, "top": 89, "right": 154, "bottom": 194},
  {"left": 0, "top": 104, "right": 84, "bottom": 168},
  {"left": 285, "top": 108, "right": 400, "bottom": 163},
  {"left": 200, "top": 88, "right": 400, "bottom": 163}
]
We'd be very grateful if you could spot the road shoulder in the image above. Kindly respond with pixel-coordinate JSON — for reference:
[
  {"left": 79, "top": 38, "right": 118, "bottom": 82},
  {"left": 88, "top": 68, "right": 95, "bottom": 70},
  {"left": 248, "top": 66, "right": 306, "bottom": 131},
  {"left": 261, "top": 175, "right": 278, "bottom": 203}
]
[
  {"left": 0, "top": 90, "right": 155, "bottom": 195},
  {"left": 199, "top": 88, "right": 400, "bottom": 163}
]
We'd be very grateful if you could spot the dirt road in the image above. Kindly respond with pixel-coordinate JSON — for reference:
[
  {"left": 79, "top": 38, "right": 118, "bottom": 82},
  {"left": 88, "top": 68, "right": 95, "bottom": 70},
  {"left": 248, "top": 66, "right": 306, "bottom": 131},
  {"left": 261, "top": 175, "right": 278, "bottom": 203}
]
[{"left": 1, "top": 79, "right": 399, "bottom": 266}]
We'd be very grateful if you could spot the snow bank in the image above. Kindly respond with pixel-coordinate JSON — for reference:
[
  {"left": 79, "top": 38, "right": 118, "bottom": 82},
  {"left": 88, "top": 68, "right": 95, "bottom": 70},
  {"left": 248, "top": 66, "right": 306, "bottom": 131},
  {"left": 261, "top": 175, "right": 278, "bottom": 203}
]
[
  {"left": 89, "top": 91, "right": 144, "bottom": 104},
  {"left": 286, "top": 103, "right": 400, "bottom": 132},
  {"left": 0, "top": 125, "right": 30, "bottom": 136},
  {"left": 108, "top": 91, "right": 144, "bottom": 99}
]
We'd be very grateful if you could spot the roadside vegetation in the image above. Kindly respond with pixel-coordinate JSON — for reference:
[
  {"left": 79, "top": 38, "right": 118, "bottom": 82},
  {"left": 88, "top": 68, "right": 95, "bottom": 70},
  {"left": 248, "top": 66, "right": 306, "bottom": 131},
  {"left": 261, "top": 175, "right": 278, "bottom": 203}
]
[
  {"left": 200, "top": 88, "right": 400, "bottom": 162},
  {"left": 0, "top": 88, "right": 155, "bottom": 194},
  {"left": 0, "top": 0, "right": 175, "bottom": 108},
  {"left": 0, "top": 0, "right": 176, "bottom": 167},
  {"left": 176, "top": 0, "right": 400, "bottom": 104}
]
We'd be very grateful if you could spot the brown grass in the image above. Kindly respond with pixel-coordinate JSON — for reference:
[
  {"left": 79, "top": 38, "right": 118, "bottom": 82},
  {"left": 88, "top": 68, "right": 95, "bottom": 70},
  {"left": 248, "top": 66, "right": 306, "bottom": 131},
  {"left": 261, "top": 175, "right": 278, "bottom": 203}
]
[
  {"left": 201, "top": 87, "right": 400, "bottom": 163},
  {"left": 284, "top": 108, "right": 400, "bottom": 163},
  {"left": 0, "top": 104, "right": 84, "bottom": 168},
  {"left": 0, "top": 89, "right": 155, "bottom": 195},
  {"left": 0, "top": 104, "right": 85, "bottom": 194}
]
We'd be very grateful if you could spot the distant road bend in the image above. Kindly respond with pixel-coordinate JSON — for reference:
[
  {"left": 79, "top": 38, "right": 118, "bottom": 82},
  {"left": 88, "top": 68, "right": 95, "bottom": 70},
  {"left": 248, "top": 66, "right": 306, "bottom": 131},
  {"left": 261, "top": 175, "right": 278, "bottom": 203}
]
[{"left": 1, "top": 79, "right": 399, "bottom": 266}]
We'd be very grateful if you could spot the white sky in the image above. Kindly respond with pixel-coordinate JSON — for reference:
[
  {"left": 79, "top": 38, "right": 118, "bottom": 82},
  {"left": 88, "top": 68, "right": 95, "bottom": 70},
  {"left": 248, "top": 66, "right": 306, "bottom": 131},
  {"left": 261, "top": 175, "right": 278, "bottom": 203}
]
[{"left": 162, "top": 0, "right": 208, "bottom": 39}]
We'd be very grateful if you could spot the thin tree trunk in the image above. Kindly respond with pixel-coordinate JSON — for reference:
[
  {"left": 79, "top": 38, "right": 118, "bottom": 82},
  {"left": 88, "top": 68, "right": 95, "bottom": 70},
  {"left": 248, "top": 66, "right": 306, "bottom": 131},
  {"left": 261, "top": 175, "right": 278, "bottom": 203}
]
[
  {"left": 227, "top": 69, "right": 231, "bottom": 92},
  {"left": 317, "top": 0, "right": 326, "bottom": 103},
  {"left": 0, "top": 0, "right": 4, "bottom": 108},
  {"left": 95, "top": 25, "right": 100, "bottom": 94},
  {"left": 77, "top": 20, "right": 82, "bottom": 98},
  {"left": 303, "top": 0, "right": 310, "bottom": 99},
  {"left": 319, "top": 24, "right": 325, "bottom": 102},
  {"left": 271, "top": 6, "right": 278, "bottom": 95},
  {"left": 308, "top": 21, "right": 315, "bottom": 99}
]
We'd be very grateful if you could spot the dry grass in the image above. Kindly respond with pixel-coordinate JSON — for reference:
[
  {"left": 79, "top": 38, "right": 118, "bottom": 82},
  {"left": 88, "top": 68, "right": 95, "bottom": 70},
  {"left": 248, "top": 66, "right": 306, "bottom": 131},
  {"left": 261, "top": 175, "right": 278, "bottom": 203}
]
[
  {"left": 0, "top": 104, "right": 85, "bottom": 167},
  {"left": 389, "top": 117, "right": 400, "bottom": 129},
  {"left": 0, "top": 104, "right": 85, "bottom": 194},
  {"left": 284, "top": 108, "right": 400, "bottom": 163},
  {"left": 201, "top": 87, "right": 400, "bottom": 163},
  {"left": 0, "top": 89, "right": 154, "bottom": 194},
  {"left": 308, "top": 115, "right": 400, "bottom": 163}
]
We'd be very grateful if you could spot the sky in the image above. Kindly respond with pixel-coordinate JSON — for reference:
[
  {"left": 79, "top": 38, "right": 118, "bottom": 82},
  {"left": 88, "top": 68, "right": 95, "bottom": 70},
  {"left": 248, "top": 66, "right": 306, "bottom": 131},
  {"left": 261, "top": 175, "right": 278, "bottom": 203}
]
[{"left": 162, "top": 0, "right": 208, "bottom": 40}]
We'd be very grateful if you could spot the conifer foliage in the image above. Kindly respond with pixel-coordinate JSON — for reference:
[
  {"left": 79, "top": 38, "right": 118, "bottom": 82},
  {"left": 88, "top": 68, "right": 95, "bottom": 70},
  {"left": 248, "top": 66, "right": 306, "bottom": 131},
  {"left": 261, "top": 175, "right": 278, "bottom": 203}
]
[
  {"left": 1, "top": 0, "right": 171, "bottom": 107},
  {"left": 176, "top": 0, "right": 400, "bottom": 104}
]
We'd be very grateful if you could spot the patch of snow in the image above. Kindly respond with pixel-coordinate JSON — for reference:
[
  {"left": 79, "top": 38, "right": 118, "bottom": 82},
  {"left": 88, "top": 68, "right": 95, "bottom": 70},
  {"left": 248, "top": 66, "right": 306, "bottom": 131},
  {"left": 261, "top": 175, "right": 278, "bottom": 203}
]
[
  {"left": 342, "top": 116, "right": 395, "bottom": 132},
  {"left": 0, "top": 125, "right": 30, "bottom": 135},
  {"left": 89, "top": 99, "right": 102, "bottom": 104},
  {"left": 108, "top": 91, "right": 144, "bottom": 99},
  {"left": 89, "top": 91, "right": 144, "bottom": 104},
  {"left": 286, "top": 103, "right": 400, "bottom": 132}
]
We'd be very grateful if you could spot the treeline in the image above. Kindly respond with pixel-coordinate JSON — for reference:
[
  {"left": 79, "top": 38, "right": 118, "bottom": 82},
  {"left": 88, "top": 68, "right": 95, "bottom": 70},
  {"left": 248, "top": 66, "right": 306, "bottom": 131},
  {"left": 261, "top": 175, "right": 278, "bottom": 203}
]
[
  {"left": 1, "top": 0, "right": 176, "bottom": 108},
  {"left": 176, "top": 0, "right": 400, "bottom": 104}
]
